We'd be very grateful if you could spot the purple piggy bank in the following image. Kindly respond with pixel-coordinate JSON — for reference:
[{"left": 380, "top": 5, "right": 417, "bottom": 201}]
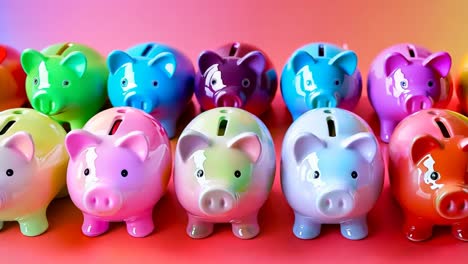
[
  {"left": 195, "top": 42, "right": 277, "bottom": 116},
  {"left": 174, "top": 107, "right": 276, "bottom": 239},
  {"left": 65, "top": 107, "right": 172, "bottom": 237},
  {"left": 281, "top": 108, "right": 384, "bottom": 240},
  {"left": 368, "top": 43, "right": 453, "bottom": 142}
]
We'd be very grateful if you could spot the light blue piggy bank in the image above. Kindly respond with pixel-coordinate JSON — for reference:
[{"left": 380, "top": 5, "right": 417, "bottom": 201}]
[
  {"left": 107, "top": 42, "right": 195, "bottom": 138},
  {"left": 281, "top": 43, "right": 362, "bottom": 120},
  {"left": 281, "top": 108, "right": 384, "bottom": 240}
]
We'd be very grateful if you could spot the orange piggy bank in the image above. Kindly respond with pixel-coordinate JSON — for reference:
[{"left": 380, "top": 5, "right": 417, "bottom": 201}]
[
  {"left": 0, "top": 45, "right": 27, "bottom": 110},
  {"left": 389, "top": 109, "right": 468, "bottom": 241}
]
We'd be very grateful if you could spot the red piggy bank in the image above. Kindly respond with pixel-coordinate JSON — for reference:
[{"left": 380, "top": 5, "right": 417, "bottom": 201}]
[
  {"left": 0, "top": 45, "right": 27, "bottom": 110},
  {"left": 389, "top": 109, "right": 468, "bottom": 241}
]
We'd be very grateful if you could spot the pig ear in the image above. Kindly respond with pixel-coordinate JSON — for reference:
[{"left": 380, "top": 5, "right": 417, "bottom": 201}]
[
  {"left": 458, "top": 137, "right": 468, "bottom": 152},
  {"left": 227, "top": 132, "right": 262, "bottom": 163},
  {"left": 410, "top": 135, "right": 441, "bottom": 164},
  {"left": 329, "top": 50, "right": 357, "bottom": 76},
  {"left": 384, "top": 52, "right": 410, "bottom": 76},
  {"left": 422, "top": 51, "right": 451, "bottom": 78},
  {"left": 291, "top": 51, "right": 316, "bottom": 74},
  {"left": 115, "top": 131, "right": 149, "bottom": 162},
  {"left": 342, "top": 132, "right": 378, "bottom": 163},
  {"left": 65, "top": 130, "right": 102, "bottom": 161},
  {"left": 238, "top": 51, "right": 266, "bottom": 75},
  {"left": 107, "top": 50, "right": 134, "bottom": 75},
  {"left": 293, "top": 132, "right": 326, "bottom": 163},
  {"left": 0, "top": 46, "right": 6, "bottom": 63},
  {"left": 198, "top": 50, "right": 224, "bottom": 75},
  {"left": 61, "top": 51, "right": 87, "bottom": 78},
  {"left": 148, "top": 52, "right": 177, "bottom": 78},
  {"left": 2, "top": 132, "right": 35, "bottom": 162},
  {"left": 21, "top": 49, "right": 47, "bottom": 75},
  {"left": 178, "top": 130, "right": 211, "bottom": 162}
]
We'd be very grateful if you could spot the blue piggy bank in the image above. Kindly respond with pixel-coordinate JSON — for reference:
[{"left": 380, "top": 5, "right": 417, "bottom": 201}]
[
  {"left": 281, "top": 43, "right": 362, "bottom": 120},
  {"left": 107, "top": 42, "right": 195, "bottom": 138}
]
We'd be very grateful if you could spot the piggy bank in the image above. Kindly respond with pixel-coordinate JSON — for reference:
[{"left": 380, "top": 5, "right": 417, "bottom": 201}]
[
  {"left": 281, "top": 108, "right": 384, "bottom": 240},
  {"left": 21, "top": 42, "right": 108, "bottom": 130},
  {"left": 195, "top": 42, "right": 277, "bottom": 116},
  {"left": 107, "top": 42, "right": 195, "bottom": 138},
  {"left": 65, "top": 107, "right": 171, "bottom": 237},
  {"left": 174, "top": 107, "right": 275, "bottom": 239},
  {"left": 368, "top": 43, "right": 453, "bottom": 142},
  {"left": 457, "top": 54, "right": 468, "bottom": 114},
  {"left": 0, "top": 45, "right": 27, "bottom": 110},
  {"left": 389, "top": 109, "right": 468, "bottom": 241},
  {"left": 0, "top": 108, "right": 68, "bottom": 236},
  {"left": 281, "top": 43, "right": 362, "bottom": 120}
]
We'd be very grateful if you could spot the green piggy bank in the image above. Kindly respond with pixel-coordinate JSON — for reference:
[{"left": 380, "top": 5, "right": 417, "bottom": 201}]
[{"left": 21, "top": 42, "right": 108, "bottom": 130}]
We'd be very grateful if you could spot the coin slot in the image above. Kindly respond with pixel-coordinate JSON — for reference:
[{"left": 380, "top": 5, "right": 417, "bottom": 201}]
[
  {"left": 217, "top": 117, "right": 228, "bottom": 136},
  {"left": 56, "top": 42, "right": 73, "bottom": 55},
  {"left": 408, "top": 46, "right": 416, "bottom": 58},
  {"left": 318, "top": 44, "right": 325, "bottom": 57},
  {"left": 435, "top": 118, "right": 450, "bottom": 138},
  {"left": 229, "top": 42, "right": 240, "bottom": 56},
  {"left": 327, "top": 117, "right": 336, "bottom": 137},
  {"left": 0, "top": 120, "right": 15, "bottom": 135},
  {"left": 141, "top": 44, "right": 154, "bottom": 57},
  {"left": 109, "top": 119, "right": 122, "bottom": 135}
]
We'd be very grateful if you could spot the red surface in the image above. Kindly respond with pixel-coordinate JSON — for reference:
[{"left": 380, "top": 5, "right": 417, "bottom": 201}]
[{"left": 1, "top": 95, "right": 467, "bottom": 263}]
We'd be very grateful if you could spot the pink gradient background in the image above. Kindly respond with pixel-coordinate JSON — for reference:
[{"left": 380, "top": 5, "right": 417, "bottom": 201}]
[{"left": 1, "top": 0, "right": 468, "bottom": 263}]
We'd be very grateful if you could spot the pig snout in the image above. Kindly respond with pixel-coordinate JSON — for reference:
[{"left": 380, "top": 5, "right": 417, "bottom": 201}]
[
  {"left": 124, "top": 94, "right": 155, "bottom": 113},
  {"left": 32, "top": 93, "right": 62, "bottom": 115},
  {"left": 214, "top": 89, "right": 245, "bottom": 108},
  {"left": 436, "top": 187, "right": 468, "bottom": 220},
  {"left": 404, "top": 95, "right": 432, "bottom": 114},
  {"left": 317, "top": 189, "right": 355, "bottom": 218},
  {"left": 199, "top": 189, "right": 235, "bottom": 216},
  {"left": 83, "top": 187, "right": 123, "bottom": 216},
  {"left": 306, "top": 92, "right": 339, "bottom": 109}
]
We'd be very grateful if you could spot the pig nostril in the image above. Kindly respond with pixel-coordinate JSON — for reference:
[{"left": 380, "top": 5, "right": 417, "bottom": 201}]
[
  {"left": 104, "top": 198, "right": 110, "bottom": 207},
  {"left": 338, "top": 200, "right": 344, "bottom": 208},
  {"left": 91, "top": 197, "right": 97, "bottom": 204},
  {"left": 220, "top": 199, "right": 225, "bottom": 208}
]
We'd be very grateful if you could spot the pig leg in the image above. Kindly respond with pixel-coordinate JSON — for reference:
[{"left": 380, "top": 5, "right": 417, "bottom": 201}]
[
  {"left": 340, "top": 216, "right": 368, "bottom": 240},
  {"left": 18, "top": 210, "right": 48, "bottom": 236},
  {"left": 82, "top": 213, "right": 109, "bottom": 237},
  {"left": 0, "top": 221, "right": 3, "bottom": 230},
  {"left": 69, "top": 118, "right": 89, "bottom": 130},
  {"left": 161, "top": 119, "right": 176, "bottom": 139},
  {"left": 186, "top": 214, "right": 214, "bottom": 239},
  {"left": 232, "top": 213, "right": 259, "bottom": 239},
  {"left": 452, "top": 222, "right": 468, "bottom": 241},
  {"left": 403, "top": 214, "right": 433, "bottom": 241},
  {"left": 380, "top": 119, "right": 398, "bottom": 143},
  {"left": 293, "top": 212, "right": 321, "bottom": 239},
  {"left": 125, "top": 210, "right": 154, "bottom": 238}
]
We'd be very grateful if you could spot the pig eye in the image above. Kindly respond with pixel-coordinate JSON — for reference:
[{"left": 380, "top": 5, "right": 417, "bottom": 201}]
[
  {"left": 351, "top": 171, "right": 358, "bottom": 179},
  {"left": 62, "top": 80, "right": 70, "bottom": 87},
  {"left": 234, "top": 170, "right": 241, "bottom": 178},
  {"left": 152, "top": 80, "right": 158, "bottom": 87},
  {"left": 84, "top": 168, "right": 90, "bottom": 176},
  {"left": 211, "top": 78, "right": 217, "bottom": 86},
  {"left": 306, "top": 80, "right": 312, "bottom": 86},
  {"left": 334, "top": 80, "right": 340, "bottom": 86},
  {"left": 196, "top": 169, "right": 204, "bottom": 178},
  {"left": 430, "top": 171, "right": 440, "bottom": 181},
  {"left": 400, "top": 80, "right": 408, "bottom": 88},
  {"left": 5, "top": 169, "right": 14, "bottom": 177},
  {"left": 33, "top": 78, "right": 39, "bottom": 86},
  {"left": 241, "top": 78, "right": 251, "bottom": 88},
  {"left": 313, "top": 171, "right": 320, "bottom": 179},
  {"left": 428, "top": 80, "right": 434, "bottom": 87},
  {"left": 121, "top": 78, "right": 128, "bottom": 87},
  {"left": 121, "top": 169, "right": 128, "bottom": 177}
]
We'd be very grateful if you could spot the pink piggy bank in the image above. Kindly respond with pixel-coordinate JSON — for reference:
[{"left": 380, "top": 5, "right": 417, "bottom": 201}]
[
  {"left": 65, "top": 107, "right": 172, "bottom": 237},
  {"left": 368, "top": 43, "right": 453, "bottom": 142}
]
